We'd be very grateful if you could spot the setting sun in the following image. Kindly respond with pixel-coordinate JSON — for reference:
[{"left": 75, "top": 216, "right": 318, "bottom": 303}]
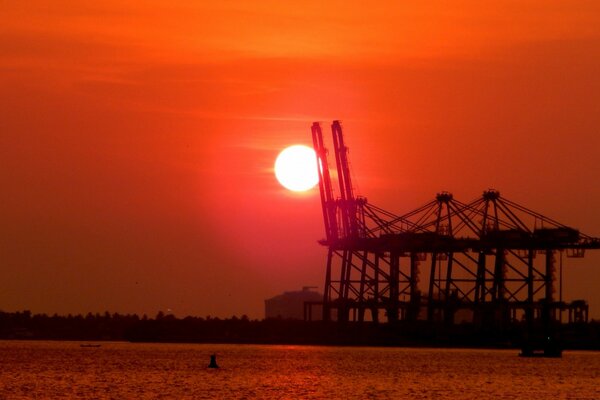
[{"left": 274, "top": 145, "right": 319, "bottom": 192}]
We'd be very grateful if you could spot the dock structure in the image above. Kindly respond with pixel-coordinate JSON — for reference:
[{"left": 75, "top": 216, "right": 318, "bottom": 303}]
[{"left": 308, "top": 121, "right": 600, "bottom": 331}]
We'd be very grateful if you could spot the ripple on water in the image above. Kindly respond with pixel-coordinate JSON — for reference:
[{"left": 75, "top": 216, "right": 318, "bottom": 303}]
[{"left": 0, "top": 341, "right": 599, "bottom": 400}]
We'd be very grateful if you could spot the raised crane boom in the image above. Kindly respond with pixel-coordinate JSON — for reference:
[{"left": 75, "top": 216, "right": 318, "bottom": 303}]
[{"left": 311, "top": 122, "right": 338, "bottom": 242}]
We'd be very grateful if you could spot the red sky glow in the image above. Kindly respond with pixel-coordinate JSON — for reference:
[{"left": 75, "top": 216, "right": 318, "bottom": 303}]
[{"left": 1, "top": 1, "right": 599, "bottom": 318}]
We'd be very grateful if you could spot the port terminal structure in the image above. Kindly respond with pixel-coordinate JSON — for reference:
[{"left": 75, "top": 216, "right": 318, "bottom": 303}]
[{"left": 307, "top": 121, "right": 600, "bottom": 330}]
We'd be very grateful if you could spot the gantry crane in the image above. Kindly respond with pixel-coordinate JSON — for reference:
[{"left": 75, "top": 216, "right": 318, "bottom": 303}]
[{"left": 309, "top": 121, "right": 600, "bottom": 329}]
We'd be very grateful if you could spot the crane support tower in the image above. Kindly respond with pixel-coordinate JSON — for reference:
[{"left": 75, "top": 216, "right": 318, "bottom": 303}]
[{"left": 309, "top": 121, "right": 600, "bottom": 330}]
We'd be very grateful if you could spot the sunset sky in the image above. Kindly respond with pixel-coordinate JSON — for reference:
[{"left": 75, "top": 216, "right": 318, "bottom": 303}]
[{"left": 1, "top": 1, "right": 599, "bottom": 319}]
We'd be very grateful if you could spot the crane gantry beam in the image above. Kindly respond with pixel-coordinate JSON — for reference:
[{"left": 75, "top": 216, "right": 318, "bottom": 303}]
[{"left": 310, "top": 121, "right": 600, "bottom": 327}]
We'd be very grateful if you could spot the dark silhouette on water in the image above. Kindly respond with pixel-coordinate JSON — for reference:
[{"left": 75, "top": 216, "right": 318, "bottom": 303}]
[
  {"left": 208, "top": 354, "right": 219, "bottom": 368},
  {"left": 519, "top": 335, "right": 563, "bottom": 358}
]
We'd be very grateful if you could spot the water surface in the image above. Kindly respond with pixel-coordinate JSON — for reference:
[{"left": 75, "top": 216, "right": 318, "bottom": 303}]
[{"left": 1, "top": 341, "right": 598, "bottom": 399}]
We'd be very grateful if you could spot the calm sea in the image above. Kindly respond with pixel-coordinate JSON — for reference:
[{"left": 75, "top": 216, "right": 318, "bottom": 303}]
[{"left": 0, "top": 341, "right": 598, "bottom": 399}]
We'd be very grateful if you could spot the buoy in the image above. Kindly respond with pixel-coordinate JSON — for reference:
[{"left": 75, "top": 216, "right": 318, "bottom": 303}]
[{"left": 208, "top": 354, "right": 219, "bottom": 368}]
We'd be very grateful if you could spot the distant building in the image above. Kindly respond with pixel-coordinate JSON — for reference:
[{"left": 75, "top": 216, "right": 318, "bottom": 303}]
[{"left": 265, "top": 287, "right": 322, "bottom": 320}]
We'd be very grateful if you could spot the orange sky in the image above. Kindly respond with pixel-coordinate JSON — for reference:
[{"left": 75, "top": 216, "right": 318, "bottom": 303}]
[{"left": 1, "top": 1, "right": 600, "bottom": 318}]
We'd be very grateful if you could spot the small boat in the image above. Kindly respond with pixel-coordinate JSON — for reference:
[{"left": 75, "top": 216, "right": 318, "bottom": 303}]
[
  {"left": 519, "top": 349, "right": 562, "bottom": 358},
  {"left": 80, "top": 344, "right": 102, "bottom": 348},
  {"left": 520, "top": 333, "right": 563, "bottom": 358},
  {"left": 519, "top": 342, "right": 562, "bottom": 358}
]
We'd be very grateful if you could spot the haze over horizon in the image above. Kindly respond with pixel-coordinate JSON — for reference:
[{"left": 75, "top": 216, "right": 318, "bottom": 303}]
[{"left": 1, "top": 1, "right": 599, "bottom": 319}]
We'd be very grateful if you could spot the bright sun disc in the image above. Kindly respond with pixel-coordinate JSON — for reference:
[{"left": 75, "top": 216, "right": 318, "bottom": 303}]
[{"left": 275, "top": 145, "right": 319, "bottom": 192}]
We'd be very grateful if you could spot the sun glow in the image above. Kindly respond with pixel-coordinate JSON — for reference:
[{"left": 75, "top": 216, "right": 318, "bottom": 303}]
[{"left": 274, "top": 145, "right": 319, "bottom": 192}]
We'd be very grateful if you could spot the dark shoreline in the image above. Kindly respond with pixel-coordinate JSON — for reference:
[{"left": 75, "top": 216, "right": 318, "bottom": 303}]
[{"left": 2, "top": 311, "right": 599, "bottom": 350}]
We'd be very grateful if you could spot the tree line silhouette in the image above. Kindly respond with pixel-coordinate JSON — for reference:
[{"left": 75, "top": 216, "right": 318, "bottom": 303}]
[{"left": 1, "top": 310, "right": 598, "bottom": 349}]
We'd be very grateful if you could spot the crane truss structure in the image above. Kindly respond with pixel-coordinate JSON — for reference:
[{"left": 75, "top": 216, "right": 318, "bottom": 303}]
[{"left": 310, "top": 121, "right": 600, "bottom": 326}]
